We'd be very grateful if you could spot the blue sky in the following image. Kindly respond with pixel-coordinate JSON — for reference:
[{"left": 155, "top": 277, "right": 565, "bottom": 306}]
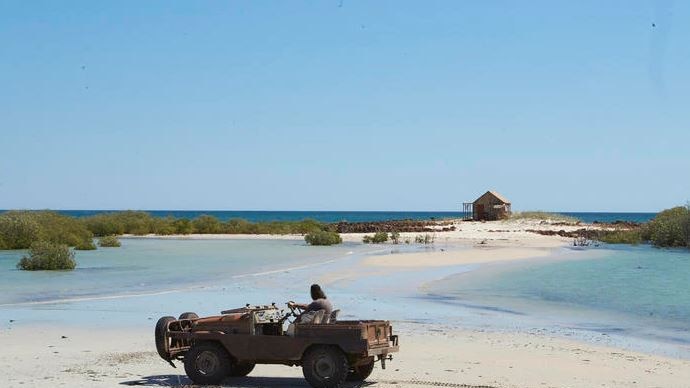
[{"left": 1, "top": 1, "right": 688, "bottom": 212}]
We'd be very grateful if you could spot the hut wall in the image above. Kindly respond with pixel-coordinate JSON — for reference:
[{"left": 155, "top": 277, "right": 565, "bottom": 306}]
[{"left": 473, "top": 193, "right": 511, "bottom": 221}]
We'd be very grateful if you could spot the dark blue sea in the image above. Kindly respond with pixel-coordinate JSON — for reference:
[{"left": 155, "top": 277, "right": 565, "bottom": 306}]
[{"left": 1, "top": 210, "right": 657, "bottom": 223}]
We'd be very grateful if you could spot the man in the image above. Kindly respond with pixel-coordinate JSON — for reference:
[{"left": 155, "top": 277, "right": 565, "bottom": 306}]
[{"left": 289, "top": 284, "right": 333, "bottom": 319}]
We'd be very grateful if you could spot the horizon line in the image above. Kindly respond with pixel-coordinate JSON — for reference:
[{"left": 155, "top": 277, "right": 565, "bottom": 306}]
[{"left": 0, "top": 208, "right": 661, "bottom": 214}]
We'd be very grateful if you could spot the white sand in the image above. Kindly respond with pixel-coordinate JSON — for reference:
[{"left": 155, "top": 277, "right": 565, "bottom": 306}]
[
  {"left": 3, "top": 323, "right": 689, "bottom": 388},
  {"left": 123, "top": 218, "right": 589, "bottom": 246}
]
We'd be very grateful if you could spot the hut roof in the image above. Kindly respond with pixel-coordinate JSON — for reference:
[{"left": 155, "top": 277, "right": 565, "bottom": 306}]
[{"left": 474, "top": 190, "right": 511, "bottom": 205}]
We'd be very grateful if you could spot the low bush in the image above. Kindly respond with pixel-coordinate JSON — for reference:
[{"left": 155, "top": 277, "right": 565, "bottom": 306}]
[
  {"left": 172, "top": 218, "right": 194, "bottom": 234},
  {"left": 74, "top": 239, "right": 97, "bottom": 250},
  {"left": 17, "top": 241, "right": 76, "bottom": 271},
  {"left": 644, "top": 206, "right": 689, "bottom": 248},
  {"left": 593, "top": 205, "right": 689, "bottom": 248},
  {"left": 0, "top": 211, "right": 93, "bottom": 249},
  {"left": 99, "top": 235, "right": 121, "bottom": 247},
  {"left": 390, "top": 231, "right": 401, "bottom": 244},
  {"left": 0, "top": 211, "right": 333, "bottom": 246},
  {"left": 374, "top": 232, "right": 388, "bottom": 243},
  {"left": 363, "top": 232, "right": 389, "bottom": 244},
  {"left": 597, "top": 229, "right": 642, "bottom": 245},
  {"left": 192, "top": 215, "right": 224, "bottom": 234},
  {"left": 150, "top": 216, "right": 177, "bottom": 235},
  {"left": 83, "top": 211, "right": 155, "bottom": 236},
  {"left": 0, "top": 212, "right": 41, "bottom": 249},
  {"left": 304, "top": 231, "right": 342, "bottom": 246}
]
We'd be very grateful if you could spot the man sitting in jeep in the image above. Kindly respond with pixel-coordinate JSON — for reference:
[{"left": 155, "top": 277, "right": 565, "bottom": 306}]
[{"left": 288, "top": 284, "right": 333, "bottom": 321}]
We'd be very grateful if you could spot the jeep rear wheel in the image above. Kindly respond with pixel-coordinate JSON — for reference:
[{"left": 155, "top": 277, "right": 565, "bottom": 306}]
[
  {"left": 155, "top": 316, "right": 175, "bottom": 360},
  {"left": 230, "top": 361, "right": 255, "bottom": 377},
  {"left": 347, "top": 357, "right": 375, "bottom": 381},
  {"left": 184, "top": 343, "right": 230, "bottom": 385},
  {"left": 302, "top": 346, "right": 349, "bottom": 388}
]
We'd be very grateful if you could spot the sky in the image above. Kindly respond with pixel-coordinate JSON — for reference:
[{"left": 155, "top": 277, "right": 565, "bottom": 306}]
[{"left": 1, "top": 0, "right": 688, "bottom": 212}]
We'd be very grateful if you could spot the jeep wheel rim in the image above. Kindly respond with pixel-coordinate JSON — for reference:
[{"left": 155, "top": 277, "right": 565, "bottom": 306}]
[
  {"left": 195, "top": 350, "right": 220, "bottom": 376},
  {"left": 314, "top": 355, "right": 336, "bottom": 379}
]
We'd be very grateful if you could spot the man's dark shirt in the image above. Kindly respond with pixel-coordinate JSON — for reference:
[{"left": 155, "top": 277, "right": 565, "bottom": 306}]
[{"left": 306, "top": 298, "right": 333, "bottom": 317}]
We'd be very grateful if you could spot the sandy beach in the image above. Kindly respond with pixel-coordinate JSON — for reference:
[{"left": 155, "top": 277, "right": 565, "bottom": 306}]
[
  {"left": 4, "top": 322, "right": 690, "bottom": 388},
  {"left": 3, "top": 219, "right": 689, "bottom": 388}
]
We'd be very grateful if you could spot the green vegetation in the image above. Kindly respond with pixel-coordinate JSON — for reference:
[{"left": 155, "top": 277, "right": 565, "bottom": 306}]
[
  {"left": 596, "top": 229, "right": 643, "bottom": 245},
  {"left": 0, "top": 211, "right": 93, "bottom": 249},
  {"left": 596, "top": 205, "right": 690, "bottom": 248},
  {"left": 82, "top": 212, "right": 327, "bottom": 236},
  {"left": 99, "top": 235, "right": 121, "bottom": 247},
  {"left": 224, "top": 218, "right": 324, "bottom": 235},
  {"left": 644, "top": 206, "right": 690, "bottom": 248},
  {"left": 75, "top": 239, "right": 97, "bottom": 250},
  {"left": 304, "top": 231, "right": 342, "bottom": 246},
  {"left": 362, "top": 232, "right": 389, "bottom": 244},
  {"left": 192, "top": 215, "right": 224, "bottom": 234},
  {"left": 172, "top": 218, "right": 193, "bottom": 235},
  {"left": 83, "top": 211, "right": 161, "bottom": 236},
  {"left": 390, "top": 231, "right": 401, "bottom": 244},
  {"left": 509, "top": 211, "right": 579, "bottom": 224},
  {"left": 0, "top": 210, "right": 333, "bottom": 250},
  {"left": 17, "top": 241, "right": 76, "bottom": 271}
]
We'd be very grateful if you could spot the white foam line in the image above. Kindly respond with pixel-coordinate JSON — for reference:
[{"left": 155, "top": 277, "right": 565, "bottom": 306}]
[{"left": 0, "top": 289, "right": 186, "bottom": 307}]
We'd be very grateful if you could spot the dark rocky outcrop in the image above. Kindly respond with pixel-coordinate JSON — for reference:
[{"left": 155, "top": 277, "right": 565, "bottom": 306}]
[{"left": 332, "top": 219, "right": 455, "bottom": 234}]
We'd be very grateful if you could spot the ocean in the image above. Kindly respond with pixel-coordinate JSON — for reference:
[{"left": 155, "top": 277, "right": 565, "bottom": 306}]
[{"left": 1, "top": 210, "right": 658, "bottom": 223}]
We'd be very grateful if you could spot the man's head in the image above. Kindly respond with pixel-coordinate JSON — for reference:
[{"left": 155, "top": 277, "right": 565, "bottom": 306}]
[{"left": 310, "top": 284, "right": 326, "bottom": 300}]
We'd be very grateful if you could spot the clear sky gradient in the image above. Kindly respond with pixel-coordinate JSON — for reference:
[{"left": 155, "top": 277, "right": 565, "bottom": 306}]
[{"left": 1, "top": 1, "right": 688, "bottom": 212}]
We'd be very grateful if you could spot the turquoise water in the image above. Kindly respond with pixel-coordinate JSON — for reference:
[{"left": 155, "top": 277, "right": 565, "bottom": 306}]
[
  {"left": 2, "top": 237, "right": 688, "bottom": 357},
  {"left": 0, "top": 238, "right": 367, "bottom": 305},
  {"left": 498, "top": 246, "right": 690, "bottom": 324},
  {"left": 428, "top": 245, "right": 690, "bottom": 346}
]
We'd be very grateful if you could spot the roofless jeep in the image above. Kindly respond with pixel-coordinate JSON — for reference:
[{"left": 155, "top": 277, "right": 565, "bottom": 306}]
[{"left": 155, "top": 303, "right": 399, "bottom": 388}]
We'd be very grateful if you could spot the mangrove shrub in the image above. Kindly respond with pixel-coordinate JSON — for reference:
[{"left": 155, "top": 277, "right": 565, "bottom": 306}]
[
  {"left": 75, "top": 239, "right": 97, "bottom": 250},
  {"left": 99, "top": 235, "right": 121, "bottom": 247},
  {"left": 363, "top": 232, "right": 389, "bottom": 244},
  {"left": 644, "top": 206, "right": 690, "bottom": 248},
  {"left": 0, "top": 211, "right": 93, "bottom": 249},
  {"left": 304, "top": 231, "right": 342, "bottom": 246},
  {"left": 192, "top": 215, "right": 224, "bottom": 234},
  {"left": 17, "top": 241, "right": 76, "bottom": 271}
]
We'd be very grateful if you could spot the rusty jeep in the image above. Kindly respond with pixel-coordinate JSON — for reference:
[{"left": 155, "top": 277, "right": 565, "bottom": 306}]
[{"left": 155, "top": 303, "right": 399, "bottom": 388}]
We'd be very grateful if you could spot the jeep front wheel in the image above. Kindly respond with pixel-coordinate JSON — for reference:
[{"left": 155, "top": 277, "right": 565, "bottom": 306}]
[
  {"left": 302, "top": 345, "right": 349, "bottom": 388},
  {"left": 184, "top": 343, "right": 230, "bottom": 385},
  {"left": 154, "top": 316, "right": 175, "bottom": 360}
]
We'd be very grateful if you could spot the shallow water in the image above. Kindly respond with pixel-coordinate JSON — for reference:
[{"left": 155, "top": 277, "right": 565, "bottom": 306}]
[
  {"left": 2, "top": 239, "right": 689, "bottom": 359},
  {"left": 0, "top": 238, "right": 369, "bottom": 305},
  {"left": 429, "top": 246, "right": 690, "bottom": 325},
  {"left": 426, "top": 245, "right": 690, "bottom": 356}
]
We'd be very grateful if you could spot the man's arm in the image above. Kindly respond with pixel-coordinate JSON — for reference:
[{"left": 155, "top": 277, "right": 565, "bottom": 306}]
[{"left": 288, "top": 301, "right": 309, "bottom": 309}]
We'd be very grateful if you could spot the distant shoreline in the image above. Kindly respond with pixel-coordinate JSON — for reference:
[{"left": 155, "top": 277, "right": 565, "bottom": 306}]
[{"left": 0, "top": 209, "right": 658, "bottom": 224}]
